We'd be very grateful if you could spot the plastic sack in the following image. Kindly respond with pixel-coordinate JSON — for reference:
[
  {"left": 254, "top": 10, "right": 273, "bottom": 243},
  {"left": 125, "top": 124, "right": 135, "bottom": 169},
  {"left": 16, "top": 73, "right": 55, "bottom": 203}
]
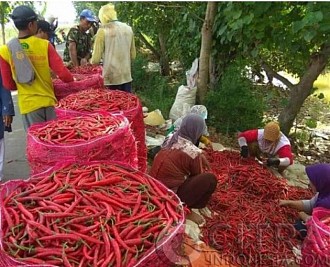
[
  {"left": 53, "top": 74, "right": 104, "bottom": 101},
  {"left": 169, "top": 58, "right": 199, "bottom": 121},
  {"left": 301, "top": 207, "right": 330, "bottom": 267},
  {"left": 169, "top": 85, "right": 197, "bottom": 121},
  {"left": 186, "top": 58, "right": 199, "bottom": 89},
  {"left": 144, "top": 109, "right": 166, "bottom": 126},
  {"left": 56, "top": 88, "right": 147, "bottom": 172},
  {"left": 27, "top": 113, "right": 138, "bottom": 174}
]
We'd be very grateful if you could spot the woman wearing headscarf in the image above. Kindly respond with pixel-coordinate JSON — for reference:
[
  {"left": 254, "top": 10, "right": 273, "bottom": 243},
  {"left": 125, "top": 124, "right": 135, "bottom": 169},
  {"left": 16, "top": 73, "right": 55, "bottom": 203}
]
[
  {"left": 150, "top": 114, "right": 217, "bottom": 225},
  {"left": 169, "top": 105, "right": 211, "bottom": 146},
  {"left": 148, "top": 105, "right": 212, "bottom": 161},
  {"left": 279, "top": 163, "right": 330, "bottom": 239},
  {"left": 238, "top": 121, "right": 293, "bottom": 173}
]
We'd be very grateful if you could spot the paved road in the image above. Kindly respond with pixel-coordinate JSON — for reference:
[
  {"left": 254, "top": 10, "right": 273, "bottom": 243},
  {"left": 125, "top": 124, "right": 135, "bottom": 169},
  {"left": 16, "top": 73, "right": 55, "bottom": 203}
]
[
  {"left": 2, "top": 42, "right": 66, "bottom": 182},
  {"left": 3, "top": 91, "right": 30, "bottom": 181}
]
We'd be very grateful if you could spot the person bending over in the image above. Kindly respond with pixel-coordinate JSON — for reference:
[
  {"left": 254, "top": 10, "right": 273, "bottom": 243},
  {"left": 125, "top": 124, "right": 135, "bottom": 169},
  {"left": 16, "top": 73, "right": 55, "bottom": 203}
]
[{"left": 150, "top": 114, "right": 217, "bottom": 225}]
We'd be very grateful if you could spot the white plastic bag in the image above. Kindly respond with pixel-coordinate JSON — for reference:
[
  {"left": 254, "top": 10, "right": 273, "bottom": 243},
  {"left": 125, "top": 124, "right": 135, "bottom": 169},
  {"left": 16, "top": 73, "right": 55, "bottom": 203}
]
[
  {"left": 169, "top": 58, "right": 199, "bottom": 120},
  {"left": 169, "top": 86, "right": 197, "bottom": 120}
]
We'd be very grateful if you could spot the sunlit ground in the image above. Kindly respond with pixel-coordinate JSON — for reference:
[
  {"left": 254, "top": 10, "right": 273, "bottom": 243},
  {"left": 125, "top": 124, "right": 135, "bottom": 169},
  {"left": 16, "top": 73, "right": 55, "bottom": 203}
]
[
  {"left": 277, "top": 71, "right": 330, "bottom": 102},
  {"left": 314, "top": 73, "right": 330, "bottom": 101}
]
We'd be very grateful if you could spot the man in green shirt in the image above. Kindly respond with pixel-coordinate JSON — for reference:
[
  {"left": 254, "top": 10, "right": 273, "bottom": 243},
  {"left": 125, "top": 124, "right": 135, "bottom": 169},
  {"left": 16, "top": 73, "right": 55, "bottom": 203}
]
[{"left": 63, "top": 9, "right": 97, "bottom": 67}]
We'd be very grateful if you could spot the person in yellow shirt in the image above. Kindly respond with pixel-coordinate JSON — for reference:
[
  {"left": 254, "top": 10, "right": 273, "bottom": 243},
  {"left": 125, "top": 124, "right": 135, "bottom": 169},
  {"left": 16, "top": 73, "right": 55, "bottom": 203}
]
[
  {"left": 0, "top": 5, "right": 73, "bottom": 131},
  {"left": 91, "top": 3, "right": 136, "bottom": 93}
]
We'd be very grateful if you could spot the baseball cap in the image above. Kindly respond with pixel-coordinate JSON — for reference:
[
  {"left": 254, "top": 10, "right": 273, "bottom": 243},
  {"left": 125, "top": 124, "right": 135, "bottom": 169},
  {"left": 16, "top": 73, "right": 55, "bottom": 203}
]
[
  {"left": 37, "top": 20, "right": 52, "bottom": 34},
  {"left": 10, "top": 5, "right": 38, "bottom": 22},
  {"left": 80, "top": 9, "right": 97, "bottom": 22}
]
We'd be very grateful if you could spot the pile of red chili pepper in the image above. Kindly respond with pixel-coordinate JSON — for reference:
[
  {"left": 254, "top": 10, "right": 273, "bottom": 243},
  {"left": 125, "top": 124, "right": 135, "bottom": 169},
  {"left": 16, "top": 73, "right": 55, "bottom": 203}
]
[
  {"left": 57, "top": 88, "right": 138, "bottom": 113},
  {"left": 69, "top": 64, "right": 103, "bottom": 75},
  {"left": 28, "top": 113, "right": 123, "bottom": 145},
  {"left": 53, "top": 75, "right": 104, "bottom": 101},
  {"left": 1, "top": 162, "right": 184, "bottom": 267},
  {"left": 56, "top": 88, "right": 148, "bottom": 173},
  {"left": 201, "top": 150, "right": 313, "bottom": 267}
]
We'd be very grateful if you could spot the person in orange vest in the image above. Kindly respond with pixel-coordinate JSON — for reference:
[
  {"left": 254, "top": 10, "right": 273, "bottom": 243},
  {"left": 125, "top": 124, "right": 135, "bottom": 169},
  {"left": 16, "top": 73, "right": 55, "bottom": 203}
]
[{"left": 0, "top": 5, "right": 73, "bottom": 131}]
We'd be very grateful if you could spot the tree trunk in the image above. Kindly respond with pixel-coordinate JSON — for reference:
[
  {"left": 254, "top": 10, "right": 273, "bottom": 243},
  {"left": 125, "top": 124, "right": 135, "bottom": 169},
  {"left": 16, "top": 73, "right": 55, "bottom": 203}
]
[
  {"left": 0, "top": 2, "right": 5, "bottom": 45},
  {"left": 197, "top": 1, "right": 217, "bottom": 103},
  {"left": 279, "top": 47, "right": 330, "bottom": 135},
  {"left": 158, "top": 32, "right": 170, "bottom": 76},
  {"left": 1, "top": 21, "right": 5, "bottom": 45},
  {"left": 209, "top": 57, "right": 217, "bottom": 90}
]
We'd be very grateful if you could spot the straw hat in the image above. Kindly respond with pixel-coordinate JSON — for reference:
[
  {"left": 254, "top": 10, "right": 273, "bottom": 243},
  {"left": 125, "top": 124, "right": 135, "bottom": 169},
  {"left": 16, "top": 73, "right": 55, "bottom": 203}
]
[{"left": 264, "top": 122, "right": 280, "bottom": 142}]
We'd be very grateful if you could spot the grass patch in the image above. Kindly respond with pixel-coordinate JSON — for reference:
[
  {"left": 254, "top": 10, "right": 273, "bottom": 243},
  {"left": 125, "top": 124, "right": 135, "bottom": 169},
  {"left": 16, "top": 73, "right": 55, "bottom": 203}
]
[{"left": 132, "top": 54, "right": 178, "bottom": 118}]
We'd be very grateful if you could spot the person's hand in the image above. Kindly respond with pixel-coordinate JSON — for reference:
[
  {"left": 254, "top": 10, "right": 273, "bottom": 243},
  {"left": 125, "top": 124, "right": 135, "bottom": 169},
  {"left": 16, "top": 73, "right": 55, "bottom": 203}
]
[
  {"left": 279, "top": 199, "right": 288, "bottom": 207},
  {"left": 80, "top": 58, "right": 89, "bottom": 66},
  {"left": 205, "top": 141, "right": 213, "bottom": 150},
  {"left": 201, "top": 153, "right": 211, "bottom": 171},
  {"left": 298, "top": 211, "right": 311, "bottom": 222},
  {"left": 3, "top": 115, "right": 12, "bottom": 127},
  {"left": 240, "top": 145, "right": 249, "bottom": 158},
  {"left": 266, "top": 157, "right": 280, "bottom": 167}
]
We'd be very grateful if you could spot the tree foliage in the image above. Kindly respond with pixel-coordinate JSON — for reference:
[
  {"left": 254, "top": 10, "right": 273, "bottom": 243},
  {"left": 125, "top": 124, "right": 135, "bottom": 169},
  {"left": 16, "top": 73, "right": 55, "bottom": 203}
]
[
  {"left": 205, "top": 62, "right": 264, "bottom": 134},
  {"left": 72, "top": 1, "right": 105, "bottom": 22},
  {"left": 0, "top": 1, "right": 34, "bottom": 44},
  {"left": 70, "top": 2, "right": 330, "bottom": 134}
]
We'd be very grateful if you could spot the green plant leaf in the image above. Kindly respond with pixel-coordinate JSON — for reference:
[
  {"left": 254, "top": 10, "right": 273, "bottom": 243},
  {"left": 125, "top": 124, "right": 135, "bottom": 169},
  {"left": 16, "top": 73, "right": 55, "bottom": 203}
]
[{"left": 303, "top": 29, "right": 317, "bottom": 42}]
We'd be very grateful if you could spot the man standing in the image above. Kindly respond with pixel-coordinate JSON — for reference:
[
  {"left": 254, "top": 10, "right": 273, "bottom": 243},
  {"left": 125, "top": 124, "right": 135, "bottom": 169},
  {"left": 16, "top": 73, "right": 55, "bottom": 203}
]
[
  {"left": 0, "top": 5, "right": 73, "bottom": 131},
  {"left": 91, "top": 4, "right": 136, "bottom": 93},
  {"left": 35, "top": 20, "right": 53, "bottom": 41},
  {"left": 64, "top": 9, "right": 97, "bottom": 67}
]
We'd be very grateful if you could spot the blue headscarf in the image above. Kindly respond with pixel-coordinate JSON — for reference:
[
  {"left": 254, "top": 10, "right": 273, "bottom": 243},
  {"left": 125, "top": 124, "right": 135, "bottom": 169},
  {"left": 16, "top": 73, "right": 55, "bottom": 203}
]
[
  {"left": 306, "top": 163, "right": 330, "bottom": 209},
  {"left": 163, "top": 114, "right": 206, "bottom": 149}
]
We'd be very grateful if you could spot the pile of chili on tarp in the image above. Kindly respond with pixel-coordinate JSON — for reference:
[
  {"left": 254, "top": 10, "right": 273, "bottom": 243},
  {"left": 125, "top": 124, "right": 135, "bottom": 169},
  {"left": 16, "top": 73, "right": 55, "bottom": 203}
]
[
  {"left": 26, "top": 113, "right": 138, "bottom": 174},
  {"left": 56, "top": 88, "right": 147, "bottom": 173},
  {"left": 201, "top": 150, "right": 313, "bottom": 267},
  {"left": 0, "top": 161, "right": 185, "bottom": 267}
]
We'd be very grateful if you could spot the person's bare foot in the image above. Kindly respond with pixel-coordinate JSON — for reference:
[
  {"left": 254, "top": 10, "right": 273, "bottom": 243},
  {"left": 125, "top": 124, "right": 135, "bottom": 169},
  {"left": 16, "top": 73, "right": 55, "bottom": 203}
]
[
  {"left": 199, "top": 207, "right": 212, "bottom": 218},
  {"left": 186, "top": 210, "right": 206, "bottom": 226},
  {"left": 286, "top": 260, "right": 299, "bottom": 267}
]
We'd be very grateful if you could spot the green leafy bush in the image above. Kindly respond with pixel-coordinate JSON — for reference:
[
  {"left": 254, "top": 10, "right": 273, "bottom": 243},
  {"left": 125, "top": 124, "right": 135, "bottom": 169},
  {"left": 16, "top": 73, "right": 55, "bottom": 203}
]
[
  {"left": 205, "top": 63, "right": 264, "bottom": 134},
  {"left": 132, "top": 54, "right": 178, "bottom": 118}
]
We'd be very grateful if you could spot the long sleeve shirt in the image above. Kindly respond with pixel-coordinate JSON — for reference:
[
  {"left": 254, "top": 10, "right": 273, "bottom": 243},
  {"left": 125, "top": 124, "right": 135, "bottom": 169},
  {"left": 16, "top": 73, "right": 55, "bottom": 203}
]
[
  {"left": 238, "top": 129, "right": 293, "bottom": 166},
  {"left": 91, "top": 21, "right": 136, "bottom": 86},
  {"left": 0, "top": 36, "right": 73, "bottom": 114},
  {"left": 150, "top": 136, "right": 203, "bottom": 193},
  {"left": 0, "top": 73, "right": 14, "bottom": 139}
]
